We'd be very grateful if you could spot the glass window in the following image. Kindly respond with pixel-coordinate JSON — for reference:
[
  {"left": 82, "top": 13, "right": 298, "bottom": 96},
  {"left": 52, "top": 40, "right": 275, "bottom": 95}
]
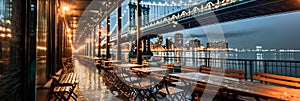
[{"left": 36, "top": 0, "right": 49, "bottom": 85}]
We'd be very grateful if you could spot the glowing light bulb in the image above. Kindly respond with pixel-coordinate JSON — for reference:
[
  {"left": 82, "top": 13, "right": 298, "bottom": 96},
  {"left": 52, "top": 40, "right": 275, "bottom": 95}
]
[{"left": 62, "top": 6, "right": 70, "bottom": 12}]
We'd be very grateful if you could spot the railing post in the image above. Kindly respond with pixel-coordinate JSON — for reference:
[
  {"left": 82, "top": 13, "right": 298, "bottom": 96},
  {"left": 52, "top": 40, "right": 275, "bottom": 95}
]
[
  {"left": 204, "top": 58, "right": 207, "bottom": 66},
  {"left": 249, "top": 60, "right": 253, "bottom": 81},
  {"left": 207, "top": 58, "right": 210, "bottom": 67},
  {"left": 184, "top": 57, "right": 186, "bottom": 66},
  {"left": 244, "top": 60, "right": 247, "bottom": 81},
  {"left": 264, "top": 61, "right": 267, "bottom": 73}
]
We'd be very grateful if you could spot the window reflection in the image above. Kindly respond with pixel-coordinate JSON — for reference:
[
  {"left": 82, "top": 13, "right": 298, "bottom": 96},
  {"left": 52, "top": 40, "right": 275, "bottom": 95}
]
[
  {"left": 0, "top": 0, "right": 12, "bottom": 72},
  {"left": 36, "top": 0, "right": 49, "bottom": 85}
]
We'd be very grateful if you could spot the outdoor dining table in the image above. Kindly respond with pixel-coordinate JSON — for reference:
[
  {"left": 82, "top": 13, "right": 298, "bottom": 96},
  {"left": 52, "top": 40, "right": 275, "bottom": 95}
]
[
  {"left": 113, "top": 63, "right": 143, "bottom": 69},
  {"left": 132, "top": 67, "right": 168, "bottom": 73},
  {"left": 132, "top": 67, "right": 169, "bottom": 78},
  {"left": 103, "top": 60, "right": 122, "bottom": 63},
  {"left": 93, "top": 57, "right": 105, "bottom": 60},
  {"left": 112, "top": 63, "right": 144, "bottom": 79},
  {"left": 168, "top": 72, "right": 300, "bottom": 100},
  {"left": 118, "top": 67, "right": 168, "bottom": 100},
  {"left": 102, "top": 60, "right": 122, "bottom": 66}
]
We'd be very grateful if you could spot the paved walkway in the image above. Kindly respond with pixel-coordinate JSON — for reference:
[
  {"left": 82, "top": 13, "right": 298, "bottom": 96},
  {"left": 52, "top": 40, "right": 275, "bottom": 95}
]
[
  {"left": 37, "top": 58, "right": 124, "bottom": 101},
  {"left": 74, "top": 59, "right": 123, "bottom": 101}
]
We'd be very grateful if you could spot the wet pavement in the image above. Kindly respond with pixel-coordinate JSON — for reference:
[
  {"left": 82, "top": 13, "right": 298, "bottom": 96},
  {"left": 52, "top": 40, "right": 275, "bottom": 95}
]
[
  {"left": 36, "top": 58, "right": 126, "bottom": 101},
  {"left": 74, "top": 58, "right": 123, "bottom": 101}
]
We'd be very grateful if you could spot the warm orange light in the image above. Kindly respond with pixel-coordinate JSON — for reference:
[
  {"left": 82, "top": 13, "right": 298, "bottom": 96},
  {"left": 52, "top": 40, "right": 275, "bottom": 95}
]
[
  {"left": 37, "top": 46, "right": 47, "bottom": 50},
  {"left": 0, "top": 34, "right": 5, "bottom": 38},
  {"left": 68, "top": 34, "right": 72, "bottom": 38},
  {"left": 6, "top": 34, "right": 11, "bottom": 38},
  {"left": 62, "top": 6, "right": 70, "bottom": 12},
  {"left": 67, "top": 28, "right": 71, "bottom": 33},
  {"left": 6, "top": 28, "right": 11, "bottom": 32},
  {"left": 72, "top": 24, "right": 77, "bottom": 28}
]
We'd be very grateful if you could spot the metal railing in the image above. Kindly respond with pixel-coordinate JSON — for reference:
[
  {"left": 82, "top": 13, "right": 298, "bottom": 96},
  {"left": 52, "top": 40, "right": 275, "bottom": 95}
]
[{"left": 163, "top": 57, "right": 300, "bottom": 80}]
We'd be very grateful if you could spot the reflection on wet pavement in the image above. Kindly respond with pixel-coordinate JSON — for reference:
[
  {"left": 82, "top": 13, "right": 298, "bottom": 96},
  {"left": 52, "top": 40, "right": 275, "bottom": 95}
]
[{"left": 74, "top": 59, "right": 122, "bottom": 101}]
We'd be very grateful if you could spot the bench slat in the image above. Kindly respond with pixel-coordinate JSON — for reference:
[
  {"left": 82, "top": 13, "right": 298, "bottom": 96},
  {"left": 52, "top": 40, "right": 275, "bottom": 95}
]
[
  {"left": 254, "top": 72, "right": 300, "bottom": 83},
  {"left": 201, "top": 66, "right": 245, "bottom": 75},
  {"left": 253, "top": 76, "right": 300, "bottom": 88},
  {"left": 200, "top": 66, "right": 245, "bottom": 79},
  {"left": 201, "top": 70, "right": 245, "bottom": 79},
  {"left": 181, "top": 68, "right": 198, "bottom": 72}
]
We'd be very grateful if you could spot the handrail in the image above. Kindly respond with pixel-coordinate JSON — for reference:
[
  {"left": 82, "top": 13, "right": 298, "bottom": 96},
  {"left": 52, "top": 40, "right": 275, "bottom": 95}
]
[{"left": 163, "top": 56, "right": 300, "bottom": 80}]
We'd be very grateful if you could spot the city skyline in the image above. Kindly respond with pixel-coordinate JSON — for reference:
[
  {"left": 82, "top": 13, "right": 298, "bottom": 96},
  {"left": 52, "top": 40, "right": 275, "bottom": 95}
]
[{"left": 159, "top": 11, "right": 300, "bottom": 50}]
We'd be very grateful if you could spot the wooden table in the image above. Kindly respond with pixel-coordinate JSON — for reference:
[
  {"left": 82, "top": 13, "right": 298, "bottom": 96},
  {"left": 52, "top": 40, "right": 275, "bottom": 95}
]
[
  {"left": 169, "top": 72, "right": 300, "bottom": 100},
  {"left": 132, "top": 67, "right": 168, "bottom": 73},
  {"left": 122, "top": 67, "right": 168, "bottom": 100},
  {"left": 103, "top": 60, "right": 122, "bottom": 63},
  {"left": 131, "top": 67, "right": 168, "bottom": 78},
  {"left": 93, "top": 57, "right": 105, "bottom": 60},
  {"left": 113, "top": 64, "right": 143, "bottom": 68},
  {"left": 102, "top": 60, "right": 122, "bottom": 66}
]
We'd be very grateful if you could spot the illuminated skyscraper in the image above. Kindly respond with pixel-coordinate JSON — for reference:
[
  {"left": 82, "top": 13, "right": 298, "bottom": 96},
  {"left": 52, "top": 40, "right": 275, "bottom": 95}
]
[
  {"left": 187, "top": 39, "right": 201, "bottom": 49},
  {"left": 174, "top": 33, "right": 183, "bottom": 48},
  {"left": 166, "top": 37, "right": 172, "bottom": 50}
]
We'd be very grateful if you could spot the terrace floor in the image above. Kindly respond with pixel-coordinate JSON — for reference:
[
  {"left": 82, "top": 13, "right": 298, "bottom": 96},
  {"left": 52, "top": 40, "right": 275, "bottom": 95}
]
[{"left": 36, "top": 59, "right": 126, "bottom": 101}]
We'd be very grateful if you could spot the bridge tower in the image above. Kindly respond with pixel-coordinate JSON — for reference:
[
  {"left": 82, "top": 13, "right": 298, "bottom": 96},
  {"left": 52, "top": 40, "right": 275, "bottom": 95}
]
[
  {"left": 141, "top": 5, "right": 153, "bottom": 59},
  {"left": 128, "top": 1, "right": 152, "bottom": 61},
  {"left": 128, "top": 2, "right": 137, "bottom": 59}
]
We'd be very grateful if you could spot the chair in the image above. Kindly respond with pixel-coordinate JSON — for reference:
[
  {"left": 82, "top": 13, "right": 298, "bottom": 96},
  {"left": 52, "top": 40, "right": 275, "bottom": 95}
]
[
  {"left": 191, "top": 82, "right": 225, "bottom": 101},
  {"left": 156, "top": 76, "right": 188, "bottom": 100}
]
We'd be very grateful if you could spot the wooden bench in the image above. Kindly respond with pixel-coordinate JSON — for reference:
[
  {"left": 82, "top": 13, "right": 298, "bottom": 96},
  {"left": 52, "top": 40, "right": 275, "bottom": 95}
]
[
  {"left": 162, "top": 64, "right": 174, "bottom": 68},
  {"left": 162, "top": 64, "right": 175, "bottom": 73},
  {"left": 181, "top": 66, "right": 198, "bottom": 73},
  {"left": 142, "top": 61, "right": 149, "bottom": 67},
  {"left": 253, "top": 72, "right": 300, "bottom": 88},
  {"left": 192, "top": 82, "right": 224, "bottom": 101},
  {"left": 200, "top": 66, "right": 246, "bottom": 79},
  {"left": 52, "top": 72, "right": 78, "bottom": 100},
  {"left": 49, "top": 68, "right": 78, "bottom": 101},
  {"left": 130, "top": 60, "right": 137, "bottom": 64}
]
